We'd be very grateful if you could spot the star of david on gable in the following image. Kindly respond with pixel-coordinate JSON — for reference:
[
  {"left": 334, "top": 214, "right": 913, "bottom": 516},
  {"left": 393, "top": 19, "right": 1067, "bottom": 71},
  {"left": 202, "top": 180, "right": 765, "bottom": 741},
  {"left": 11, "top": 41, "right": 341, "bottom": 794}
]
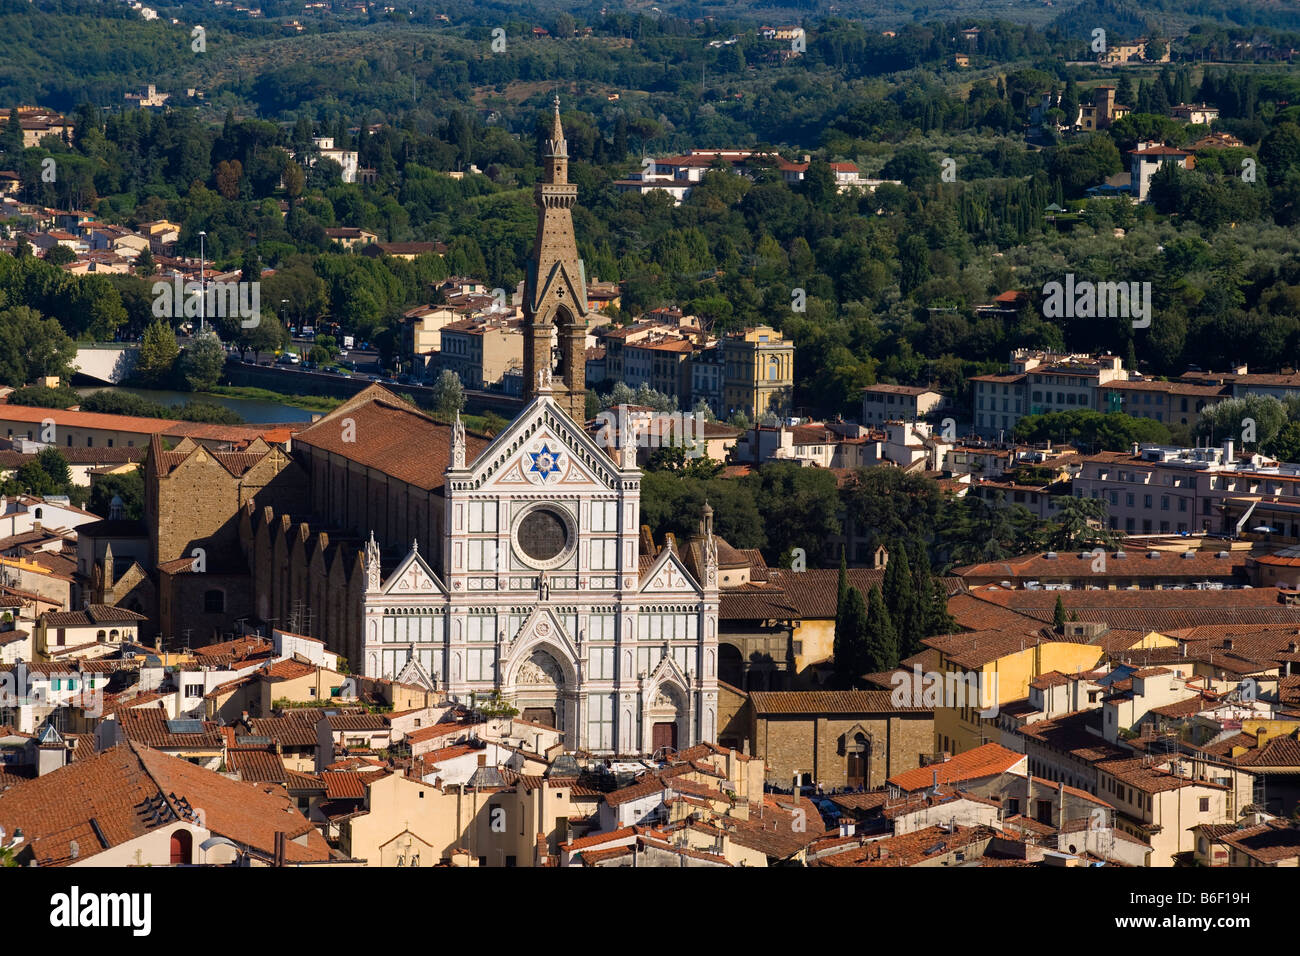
[{"left": 528, "top": 443, "right": 562, "bottom": 481}]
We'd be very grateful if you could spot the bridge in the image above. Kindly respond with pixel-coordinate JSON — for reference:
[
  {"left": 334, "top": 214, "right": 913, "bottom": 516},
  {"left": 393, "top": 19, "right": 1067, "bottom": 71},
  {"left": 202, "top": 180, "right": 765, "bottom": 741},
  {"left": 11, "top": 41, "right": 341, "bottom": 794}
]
[{"left": 71, "top": 344, "right": 141, "bottom": 384}]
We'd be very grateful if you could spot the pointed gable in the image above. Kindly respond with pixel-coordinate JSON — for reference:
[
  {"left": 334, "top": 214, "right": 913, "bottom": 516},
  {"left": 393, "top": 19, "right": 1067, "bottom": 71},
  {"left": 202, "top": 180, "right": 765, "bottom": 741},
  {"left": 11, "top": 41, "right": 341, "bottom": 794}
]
[
  {"left": 640, "top": 545, "right": 703, "bottom": 596},
  {"left": 382, "top": 546, "right": 445, "bottom": 596},
  {"left": 456, "top": 392, "right": 624, "bottom": 492}
]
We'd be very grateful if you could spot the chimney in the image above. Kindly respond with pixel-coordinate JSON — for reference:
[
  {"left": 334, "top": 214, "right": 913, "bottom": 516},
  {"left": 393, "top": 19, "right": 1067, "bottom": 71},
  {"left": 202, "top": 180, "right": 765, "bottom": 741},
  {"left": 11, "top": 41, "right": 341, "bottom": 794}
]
[
  {"left": 1223, "top": 439, "right": 1234, "bottom": 463},
  {"left": 1130, "top": 442, "right": 1139, "bottom": 456}
]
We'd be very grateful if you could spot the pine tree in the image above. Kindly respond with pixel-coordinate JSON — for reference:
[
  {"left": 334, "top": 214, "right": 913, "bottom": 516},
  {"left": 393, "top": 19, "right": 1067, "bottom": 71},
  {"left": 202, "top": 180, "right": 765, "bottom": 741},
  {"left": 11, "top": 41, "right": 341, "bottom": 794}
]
[
  {"left": 1053, "top": 594, "right": 1067, "bottom": 632},
  {"left": 834, "top": 585, "right": 870, "bottom": 689}
]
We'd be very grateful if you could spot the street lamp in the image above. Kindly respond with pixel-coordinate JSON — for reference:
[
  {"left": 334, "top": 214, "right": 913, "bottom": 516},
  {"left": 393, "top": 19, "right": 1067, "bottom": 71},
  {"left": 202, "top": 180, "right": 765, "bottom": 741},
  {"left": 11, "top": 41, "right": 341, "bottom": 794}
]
[{"left": 198, "top": 231, "right": 207, "bottom": 334}]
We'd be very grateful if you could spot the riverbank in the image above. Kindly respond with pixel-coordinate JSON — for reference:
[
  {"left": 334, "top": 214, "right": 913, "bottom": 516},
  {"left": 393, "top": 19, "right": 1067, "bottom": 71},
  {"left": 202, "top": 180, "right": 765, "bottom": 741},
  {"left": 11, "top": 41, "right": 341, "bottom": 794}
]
[{"left": 204, "top": 386, "right": 342, "bottom": 414}]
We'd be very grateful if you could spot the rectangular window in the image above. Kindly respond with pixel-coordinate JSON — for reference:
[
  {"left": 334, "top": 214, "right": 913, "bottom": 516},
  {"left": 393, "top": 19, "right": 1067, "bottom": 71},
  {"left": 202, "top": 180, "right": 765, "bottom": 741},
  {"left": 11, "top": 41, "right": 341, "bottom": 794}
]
[
  {"left": 588, "top": 645, "right": 615, "bottom": 680},
  {"left": 468, "top": 539, "right": 498, "bottom": 572},
  {"left": 590, "top": 539, "right": 617, "bottom": 571},
  {"left": 468, "top": 501, "right": 498, "bottom": 533},
  {"left": 588, "top": 613, "right": 616, "bottom": 642},
  {"left": 591, "top": 501, "right": 618, "bottom": 532},
  {"left": 467, "top": 647, "right": 494, "bottom": 681},
  {"left": 467, "top": 615, "right": 496, "bottom": 642},
  {"left": 586, "top": 693, "right": 615, "bottom": 750}
]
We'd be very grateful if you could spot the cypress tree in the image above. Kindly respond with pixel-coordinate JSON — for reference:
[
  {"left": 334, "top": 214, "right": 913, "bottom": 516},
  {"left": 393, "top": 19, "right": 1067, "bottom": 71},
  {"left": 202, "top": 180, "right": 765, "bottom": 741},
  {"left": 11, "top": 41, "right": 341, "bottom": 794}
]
[
  {"left": 1053, "top": 594, "right": 1067, "bottom": 632},
  {"left": 914, "top": 549, "right": 955, "bottom": 640},
  {"left": 883, "top": 544, "right": 920, "bottom": 658},
  {"left": 864, "top": 585, "right": 899, "bottom": 674},
  {"left": 834, "top": 586, "right": 870, "bottom": 689}
]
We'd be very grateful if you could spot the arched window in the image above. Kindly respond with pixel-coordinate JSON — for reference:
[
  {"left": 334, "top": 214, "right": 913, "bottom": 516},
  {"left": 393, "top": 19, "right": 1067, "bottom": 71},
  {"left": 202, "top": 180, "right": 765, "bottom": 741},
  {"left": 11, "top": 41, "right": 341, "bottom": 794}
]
[
  {"left": 34, "top": 507, "right": 42, "bottom": 520},
  {"left": 96, "top": 630, "right": 106, "bottom": 641},
  {"left": 108, "top": 629, "right": 119, "bottom": 641},
  {"left": 203, "top": 589, "right": 225, "bottom": 614},
  {"left": 768, "top": 357, "right": 780, "bottom": 381}
]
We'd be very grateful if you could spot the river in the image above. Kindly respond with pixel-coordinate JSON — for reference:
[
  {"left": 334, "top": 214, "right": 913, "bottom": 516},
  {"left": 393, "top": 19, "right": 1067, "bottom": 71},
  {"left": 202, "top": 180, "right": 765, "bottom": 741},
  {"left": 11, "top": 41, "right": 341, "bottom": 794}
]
[{"left": 74, "top": 386, "right": 318, "bottom": 424}]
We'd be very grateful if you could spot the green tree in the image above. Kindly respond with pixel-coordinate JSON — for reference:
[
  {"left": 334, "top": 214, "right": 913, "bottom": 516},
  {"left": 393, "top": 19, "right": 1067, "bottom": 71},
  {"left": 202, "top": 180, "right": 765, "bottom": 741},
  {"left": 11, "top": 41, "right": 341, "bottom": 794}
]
[
  {"left": 45, "top": 245, "right": 77, "bottom": 266},
  {"left": 0, "top": 307, "right": 77, "bottom": 387},
  {"left": 914, "top": 548, "right": 955, "bottom": 637},
  {"left": 135, "top": 246, "right": 155, "bottom": 277},
  {"left": 1195, "top": 396, "right": 1287, "bottom": 452},
  {"left": 834, "top": 585, "right": 870, "bottom": 689},
  {"left": 136, "top": 318, "right": 179, "bottom": 387},
  {"left": 882, "top": 543, "right": 921, "bottom": 658},
  {"left": 1047, "top": 495, "right": 1120, "bottom": 551},
  {"left": 864, "top": 585, "right": 899, "bottom": 675},
  {"left": 429, "top": 368, "right": 465, "bottom": 418},
  {"left": 88, "top": 468, "right": 145, "bottom": 520},
  {"left": 5, "top": 384, "right": 80, "bottom": 408},
  {"left": 1053, "top": 594, "right": 1067, "bottom": 632},
  {"left": 178, "top": 329, "right": 226, "bottom": 392}
]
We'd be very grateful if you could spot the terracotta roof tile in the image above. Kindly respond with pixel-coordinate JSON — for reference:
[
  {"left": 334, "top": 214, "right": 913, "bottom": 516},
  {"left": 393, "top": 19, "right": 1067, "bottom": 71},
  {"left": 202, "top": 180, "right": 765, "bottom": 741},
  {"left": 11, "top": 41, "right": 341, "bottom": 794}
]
[
  {"left": 887, "top": 743, "right": 1025, "bottom": 791},
  {"left": 750, "top": 690, "right": 931, "bottom": 715},
  {"left": 0, "top": 741, "right": 329, "bottom": 865},
  {"left": 292, "top": 386, "right": 490, "bottom": 494}
]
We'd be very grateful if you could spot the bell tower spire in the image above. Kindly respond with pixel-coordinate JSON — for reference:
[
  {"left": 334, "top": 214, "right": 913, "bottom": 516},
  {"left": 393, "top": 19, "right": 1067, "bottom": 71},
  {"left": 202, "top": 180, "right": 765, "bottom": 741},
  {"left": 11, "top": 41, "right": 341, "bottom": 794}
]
[{"left": 523, "top": 95, "right": 589, "bottom": 421}]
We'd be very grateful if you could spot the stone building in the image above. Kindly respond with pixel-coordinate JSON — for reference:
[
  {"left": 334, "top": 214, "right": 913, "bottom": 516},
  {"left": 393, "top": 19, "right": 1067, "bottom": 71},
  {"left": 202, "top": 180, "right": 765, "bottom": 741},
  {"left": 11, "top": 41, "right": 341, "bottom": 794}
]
[
  {"left": 145, "top": 434, "right": 307, "bottom": 643},
  {"left": 744, "top": 690, "right": 934, "bottom": 789}
]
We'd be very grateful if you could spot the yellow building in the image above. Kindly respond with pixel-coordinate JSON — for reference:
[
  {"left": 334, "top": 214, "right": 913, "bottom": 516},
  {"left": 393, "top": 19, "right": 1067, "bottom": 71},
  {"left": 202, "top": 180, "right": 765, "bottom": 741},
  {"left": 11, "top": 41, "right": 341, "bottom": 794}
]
[
  {"left": 722, "top": 326, "right": 794, "bottom": 421},
  {"left": 923, "top": 628, "right": 1112, "bottom": 755}
]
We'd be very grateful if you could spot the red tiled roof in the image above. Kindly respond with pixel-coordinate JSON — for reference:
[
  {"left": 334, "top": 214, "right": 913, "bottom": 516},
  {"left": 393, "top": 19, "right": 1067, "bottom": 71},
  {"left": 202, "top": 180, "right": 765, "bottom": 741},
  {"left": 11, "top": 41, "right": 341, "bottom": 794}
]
[
  {"left": 887, "top": 743, "right": 1025, "bottom": 791},
  {"left": 750, "top": 690, "right": 931, "bottom": 716},
  {"left": 114, "top": 708, "right": 224, "bottom": 749},
  {"left": 0, "top": 741, "right": 329, "bottom": 865},
  {"left": 292, "top": 386, "right": 490, "bottom": 493},
  {"left": 227, "top": 747, "right": 287, "bottom": 784},
  {"left": 320, "top": 770, "right": 370, "bottom": 800}
]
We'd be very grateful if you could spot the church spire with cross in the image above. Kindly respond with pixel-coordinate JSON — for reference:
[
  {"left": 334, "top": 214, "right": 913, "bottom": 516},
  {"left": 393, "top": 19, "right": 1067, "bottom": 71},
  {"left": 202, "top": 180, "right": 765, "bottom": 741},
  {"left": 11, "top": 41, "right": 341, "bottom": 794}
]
[{"left": 522, "top": 94, "right": 590, "bottom": 422}]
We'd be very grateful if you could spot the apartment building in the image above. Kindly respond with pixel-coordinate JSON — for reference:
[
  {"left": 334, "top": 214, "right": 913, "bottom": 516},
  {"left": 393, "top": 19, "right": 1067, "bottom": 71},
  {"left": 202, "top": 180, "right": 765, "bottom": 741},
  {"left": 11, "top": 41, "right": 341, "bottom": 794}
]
[
  {"left": 1070, "top": 440, "right": 1300, "bottom": 536},
  {"left": 723, "top": 325, "right": 794, "bottom": 421},
  {"left": 437, "top": 317, "right": 524, "bottom": 391},
  {"left": 1179, "top": 366, "right": 1300, "bottom": 404},
  {"left": 861, "top": 384, "right": 944, "bottom": 426},
  {"left": 1096, "top": 379, "right": 1226, "bottom": 429},
  {"left": 689, "top": 340, "right": 724, "bottom": 416},
  {"left": 971, "top": 350, "right": 1131, "bottom": 436},
  {"left": 623, "top": 335, "right": 694, "bottom": 398}
]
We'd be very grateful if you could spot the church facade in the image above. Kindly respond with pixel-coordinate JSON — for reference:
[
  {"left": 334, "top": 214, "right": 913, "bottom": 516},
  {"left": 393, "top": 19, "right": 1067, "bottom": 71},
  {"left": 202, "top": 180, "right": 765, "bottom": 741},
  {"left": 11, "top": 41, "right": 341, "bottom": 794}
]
[{"left": 353, "top": 100, "right": 720, "bottom": 755}]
